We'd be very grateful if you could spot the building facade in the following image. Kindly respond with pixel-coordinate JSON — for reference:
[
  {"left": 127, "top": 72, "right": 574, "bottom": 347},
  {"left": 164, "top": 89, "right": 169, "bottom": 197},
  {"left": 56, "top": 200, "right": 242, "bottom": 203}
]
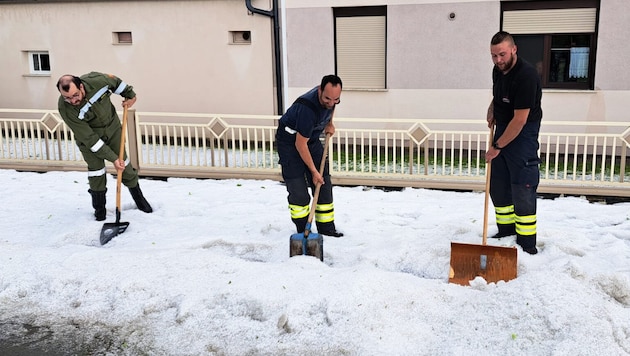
[{"left": 1, "top": 0, "right": 628, "bottom": 123}]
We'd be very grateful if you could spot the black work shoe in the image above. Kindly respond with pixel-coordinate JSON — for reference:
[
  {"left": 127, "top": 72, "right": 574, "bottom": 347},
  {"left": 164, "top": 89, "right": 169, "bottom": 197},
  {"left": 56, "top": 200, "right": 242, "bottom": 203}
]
[
  {"left": 489, "top": 231, "right": 516, "bottom": 239},
  {"left": 522, "top": 246, "right": 538, "bottom": 255},
  {"left": 490, "top": 224, "right": 516, "bottom": 239},
  {"left": 320, "top": 230, "right": 344, "bottom": 238}
]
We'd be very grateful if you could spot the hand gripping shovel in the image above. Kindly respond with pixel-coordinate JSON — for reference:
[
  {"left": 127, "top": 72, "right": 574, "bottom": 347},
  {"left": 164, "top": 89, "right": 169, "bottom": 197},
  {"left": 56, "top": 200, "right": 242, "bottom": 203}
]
[
  {"left": 289, "top": 133, "right": 332, "bottom": 262},
  {"left": 448, "top": 127, "right": 517, "bottom": 285},
  {"left": 100, "top": 106, "right": 130, "bottom": 245}
]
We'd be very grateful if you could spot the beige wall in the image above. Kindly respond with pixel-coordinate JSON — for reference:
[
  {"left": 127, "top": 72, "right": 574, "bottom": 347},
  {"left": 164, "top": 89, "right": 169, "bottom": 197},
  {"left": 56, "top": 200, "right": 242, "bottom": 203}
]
[
  {"left": 1, "top": 0, "right": 628, "bottom": 124},
  {"left": 284, "top": 0, "right": 630, "bottom": 123},
  {"left": 593, "top": 0, "right": 630, "bottom": 90},
  {"left": 0, "top": 0, "right": 277, "bottom": 114}
]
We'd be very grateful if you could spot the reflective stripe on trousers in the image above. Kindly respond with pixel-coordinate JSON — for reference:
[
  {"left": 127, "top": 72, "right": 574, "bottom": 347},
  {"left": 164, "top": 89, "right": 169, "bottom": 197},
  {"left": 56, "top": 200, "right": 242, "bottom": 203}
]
[
  {"left": 494, "top": 204, "right": 515, "bottom": 225},
  {"left": 515, "top": 214, "right": 537, "bottom": 236},
  {"left": 288, "top": 202, "right": 335, "bottom": 223},
  {"left": 315, "top": 203, "right": 334, "bottom": 223},
  {"left": 289, "top": 204, "right": 309, "bottom": 220}
]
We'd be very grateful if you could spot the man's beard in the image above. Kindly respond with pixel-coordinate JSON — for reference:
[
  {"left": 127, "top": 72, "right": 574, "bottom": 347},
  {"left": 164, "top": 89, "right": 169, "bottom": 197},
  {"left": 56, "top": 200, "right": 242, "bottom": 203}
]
[{"left": 497, "top": 55, "right": 515, "bottom": 73}]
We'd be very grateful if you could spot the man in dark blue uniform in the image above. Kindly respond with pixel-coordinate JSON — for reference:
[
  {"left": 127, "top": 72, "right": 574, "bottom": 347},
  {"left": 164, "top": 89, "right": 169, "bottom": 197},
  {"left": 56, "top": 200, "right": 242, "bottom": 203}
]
[
  {"left": 276, "top": 75, "right": 343, "bottom": 237},
  {"left": 485, "top": 31, "right": 542, "bottom": 255}
]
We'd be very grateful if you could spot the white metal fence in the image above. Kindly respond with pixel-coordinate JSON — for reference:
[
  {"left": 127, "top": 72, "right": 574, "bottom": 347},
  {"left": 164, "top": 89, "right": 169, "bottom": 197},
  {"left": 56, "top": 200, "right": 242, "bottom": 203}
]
[{"left": 2, "top": 108, "right": 630, "bottom": 196}]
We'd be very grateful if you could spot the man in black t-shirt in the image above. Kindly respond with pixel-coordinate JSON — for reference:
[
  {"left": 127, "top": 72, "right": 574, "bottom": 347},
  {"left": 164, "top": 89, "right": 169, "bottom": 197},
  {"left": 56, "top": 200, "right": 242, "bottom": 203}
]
[
  {"left": 485, "top": 31, "right": 542, "bottom": 255},
  {"left": 275, "top": 75, "right": 344, "bottom": 237}
]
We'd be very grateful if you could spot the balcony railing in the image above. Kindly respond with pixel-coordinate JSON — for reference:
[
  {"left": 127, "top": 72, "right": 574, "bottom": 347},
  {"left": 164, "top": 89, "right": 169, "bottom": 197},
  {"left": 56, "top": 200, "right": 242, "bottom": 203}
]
[{"left": 1, "top": 108, "right": 630, "bottom": 196}]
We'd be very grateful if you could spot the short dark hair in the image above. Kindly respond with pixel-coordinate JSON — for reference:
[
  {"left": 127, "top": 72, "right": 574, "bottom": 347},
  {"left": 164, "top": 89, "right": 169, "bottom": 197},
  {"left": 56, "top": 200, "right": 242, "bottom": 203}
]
[
  {"left": 491, "top": 31, "right": 515, "bottom": 46},
  {"left": 56, "top": 75, "right": 82, "bottom": 92},
  {"left": 320, "top": 74, "right": 342, "bottom": 91}
]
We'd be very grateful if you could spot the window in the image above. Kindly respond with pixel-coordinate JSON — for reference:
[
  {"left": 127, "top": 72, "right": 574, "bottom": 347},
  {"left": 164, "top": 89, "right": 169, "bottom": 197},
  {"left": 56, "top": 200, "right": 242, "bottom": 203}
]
[
  {"left": 502, "top": 0, "right": 599, "bottom": 90},
  {"left": 229, "top": 31, "right": 252, "bottom": 45},
  {"left": 28, "top": 51, "right": 51, "bottom": 75},
  {"left": 113, "top": 31, "right": 133, "bottom": 44},
  {"left": 334, "top": 6, "right": 386, "bottom": 90}
]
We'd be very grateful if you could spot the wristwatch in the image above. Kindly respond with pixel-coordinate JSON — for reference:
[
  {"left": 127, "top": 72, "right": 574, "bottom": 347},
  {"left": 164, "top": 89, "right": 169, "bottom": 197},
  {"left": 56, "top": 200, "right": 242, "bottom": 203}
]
[{"left": 492, "top": 142, "right": 502, "bottom": 150}]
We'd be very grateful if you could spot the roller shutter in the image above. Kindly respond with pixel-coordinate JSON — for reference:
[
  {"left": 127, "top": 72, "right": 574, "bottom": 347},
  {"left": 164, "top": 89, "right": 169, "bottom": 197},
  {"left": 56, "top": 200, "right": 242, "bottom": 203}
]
[
  {"left": 336, "top": 16, "right": 386, "bottom": 89},
  {"left": 503, "top": 8, "right": 597, "bottom": 34}
]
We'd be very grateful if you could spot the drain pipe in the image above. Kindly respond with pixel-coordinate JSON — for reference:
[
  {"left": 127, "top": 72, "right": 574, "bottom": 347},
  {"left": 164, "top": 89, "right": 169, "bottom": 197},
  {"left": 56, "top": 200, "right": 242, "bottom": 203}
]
[{"left": 245, "top": 0, "right": 284, "bottom": 114}]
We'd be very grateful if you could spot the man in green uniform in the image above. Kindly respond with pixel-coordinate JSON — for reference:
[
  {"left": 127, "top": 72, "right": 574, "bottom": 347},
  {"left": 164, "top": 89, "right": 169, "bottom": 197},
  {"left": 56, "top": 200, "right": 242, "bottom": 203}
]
[{"left": 56, "top": 72, "right": 153, "bottom": 221}]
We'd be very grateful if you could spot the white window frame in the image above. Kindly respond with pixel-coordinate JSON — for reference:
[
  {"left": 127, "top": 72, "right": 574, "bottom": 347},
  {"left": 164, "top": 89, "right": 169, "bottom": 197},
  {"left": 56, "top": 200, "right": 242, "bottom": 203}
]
[{"left": 28, "top": 51, "right": 51, "bottom": 75}]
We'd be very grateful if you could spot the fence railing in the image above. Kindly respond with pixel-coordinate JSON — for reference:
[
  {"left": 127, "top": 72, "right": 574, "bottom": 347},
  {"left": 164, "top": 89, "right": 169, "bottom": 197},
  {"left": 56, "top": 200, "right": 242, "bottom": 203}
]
[{"left": 2, "top": 108, "right": 630, "bottom": 196}]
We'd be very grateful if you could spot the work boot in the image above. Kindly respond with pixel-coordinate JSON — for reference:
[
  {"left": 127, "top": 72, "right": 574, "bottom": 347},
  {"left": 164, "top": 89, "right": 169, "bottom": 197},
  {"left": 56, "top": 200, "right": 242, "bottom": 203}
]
[
  {"left": 517, "top": 234, "right": 538, "bottom": 255},
  {"left": 490, "top": 224, "right": 516, "bottom": 239},
  {"left": 293, "top": 217, "right": 308, "bottom": 233},
  {"left": 128, "top": 184, "right": 153, "bottom": 213},
  {"left": 317, "top": 221, "right": 344, "bottom": 238},
  {"left": 88, "top": 189, "right": 107, "bottom": 221},
  {"left": 522, "top": 246, "right": 539, "bottom": 255}
]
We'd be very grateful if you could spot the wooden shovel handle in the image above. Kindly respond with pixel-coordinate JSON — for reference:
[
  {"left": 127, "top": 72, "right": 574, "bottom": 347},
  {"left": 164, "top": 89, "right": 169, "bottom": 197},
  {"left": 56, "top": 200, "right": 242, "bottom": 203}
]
[
  {"left": 116, "top": 106, "right": 128, "bottom": 213},
  {"left": 305, "top": 133, "right": 332, "bottom": 233},
  {"left": 482, "top": 127, "right": 493, "bottom": 246}
]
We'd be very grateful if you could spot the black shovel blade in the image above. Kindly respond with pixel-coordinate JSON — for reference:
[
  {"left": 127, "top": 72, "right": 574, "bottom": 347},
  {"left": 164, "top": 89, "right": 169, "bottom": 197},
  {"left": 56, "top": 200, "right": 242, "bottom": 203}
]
[{"left": 100, "top": 221, "right": 129, "bottom": 245}]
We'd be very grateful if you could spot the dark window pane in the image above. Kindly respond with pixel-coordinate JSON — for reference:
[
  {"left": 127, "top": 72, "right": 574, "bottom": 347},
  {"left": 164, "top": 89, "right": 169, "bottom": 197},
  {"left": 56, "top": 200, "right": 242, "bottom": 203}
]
[
  {"left": 550, "top": 35, "right": 590, "bottom": 83},
  {"left": 117, "top": 32, "right": 132, "bottom": 43},
  {"left": 513, "top": 35, "right": 544, "bottom": 79},
  {"left": 551, "top": 34, "right": 590, "bottom": 48},
  {"left": 549, "top": 49, "right": 570, "bottom": 82},
  {"left": 32, "top": 54, "right": 40, "bottom": 71},
  {"left": 40, "top": 54, "right": 50, "bottom": 71}
]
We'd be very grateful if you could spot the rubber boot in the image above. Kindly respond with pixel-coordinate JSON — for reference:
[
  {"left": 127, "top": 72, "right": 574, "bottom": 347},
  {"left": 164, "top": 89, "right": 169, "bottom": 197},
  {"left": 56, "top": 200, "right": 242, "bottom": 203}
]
[
  {"left": 129, "top": 184, "right": 153, "bottom": 213},
  {"left": 88, "top": 189, "right": 107, "bottom": 221}
]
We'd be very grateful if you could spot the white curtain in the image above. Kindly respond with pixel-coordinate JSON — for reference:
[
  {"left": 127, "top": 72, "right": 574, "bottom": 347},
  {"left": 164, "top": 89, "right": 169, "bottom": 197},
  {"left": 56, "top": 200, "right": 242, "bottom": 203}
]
[{"left": 569, "top": 47, "right": 589, "bottom": 78}]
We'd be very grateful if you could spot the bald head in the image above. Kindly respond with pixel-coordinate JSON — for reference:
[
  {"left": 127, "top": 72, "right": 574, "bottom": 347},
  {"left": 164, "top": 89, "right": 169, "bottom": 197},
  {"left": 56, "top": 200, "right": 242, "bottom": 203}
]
[
  {"left": 56, "top": 75, "right": 85, "bottom": 105},
  {"left": 56, "top": 75, "right": 82, "bottom": 92}
]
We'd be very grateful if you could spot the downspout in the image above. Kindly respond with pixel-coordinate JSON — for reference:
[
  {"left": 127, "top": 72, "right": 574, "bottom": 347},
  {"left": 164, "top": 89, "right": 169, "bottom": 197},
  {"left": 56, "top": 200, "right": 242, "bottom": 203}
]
[{"left": 245, "top": 0, "right": 284, "bottom": 114}]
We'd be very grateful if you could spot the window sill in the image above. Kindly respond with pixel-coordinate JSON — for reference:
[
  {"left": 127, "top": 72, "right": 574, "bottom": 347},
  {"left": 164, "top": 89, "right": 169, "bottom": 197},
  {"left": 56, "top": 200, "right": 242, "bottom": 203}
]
[
  {"left": 23, "top": 74, "right": 51, "bottom": 77},
  {"left": 542, "top": 88, "right": 596, "bottom": 93},
  {"left": 344, "top": 88, "right": 388, "bottom": 92}
]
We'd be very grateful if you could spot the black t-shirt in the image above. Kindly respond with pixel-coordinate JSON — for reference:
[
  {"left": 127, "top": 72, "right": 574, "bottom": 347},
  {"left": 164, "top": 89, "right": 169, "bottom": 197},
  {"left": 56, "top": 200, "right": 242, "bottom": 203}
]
[
  {"left": 278, "top": 87, "right": 333, "bottom": 141},
  {"left": 492, "top": 57, "right": 542, "bottom": 124}
]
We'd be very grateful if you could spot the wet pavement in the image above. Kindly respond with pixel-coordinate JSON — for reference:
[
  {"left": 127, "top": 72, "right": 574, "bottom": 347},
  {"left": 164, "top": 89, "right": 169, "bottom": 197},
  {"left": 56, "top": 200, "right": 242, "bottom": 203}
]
[{"left": 0, "top": 321, "right": 117, "bottom": 355}]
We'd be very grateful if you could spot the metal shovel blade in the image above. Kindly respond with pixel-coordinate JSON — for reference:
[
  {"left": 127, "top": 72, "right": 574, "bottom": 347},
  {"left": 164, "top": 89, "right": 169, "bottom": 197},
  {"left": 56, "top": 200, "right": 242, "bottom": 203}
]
[
  {"left": 289, "top": 232, "right": 323, "bottom": 261},
  {"left": 448, "top": 242, "right": 517, "bottom": 286},
  {"left": 100, "top": 221, "right": 129, "bottom": 245}
]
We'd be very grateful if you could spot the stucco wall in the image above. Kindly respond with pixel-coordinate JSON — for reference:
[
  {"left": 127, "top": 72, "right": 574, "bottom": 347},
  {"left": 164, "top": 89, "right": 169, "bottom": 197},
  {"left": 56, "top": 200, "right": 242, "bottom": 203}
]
[
  {"left": 284, "top": 0, "right": 630, "bottom": 123},
  {"left": 593, "top": 0, "right": 630, "bottom": 90},
  {"left": 0, "top": 0, "right": 277, "bottom": 114},
  {"left": 387, "top": 2, "right": 496, "bottom": 90},
  {"left": 1, "top": 0, "right": 628, "bottom": 123}
]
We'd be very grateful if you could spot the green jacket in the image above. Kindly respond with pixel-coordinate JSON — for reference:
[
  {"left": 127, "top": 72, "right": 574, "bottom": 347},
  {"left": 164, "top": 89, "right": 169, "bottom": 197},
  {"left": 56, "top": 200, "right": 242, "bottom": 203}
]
[{"left": 57, "top": 72, "right": 136, "bottom": 162}]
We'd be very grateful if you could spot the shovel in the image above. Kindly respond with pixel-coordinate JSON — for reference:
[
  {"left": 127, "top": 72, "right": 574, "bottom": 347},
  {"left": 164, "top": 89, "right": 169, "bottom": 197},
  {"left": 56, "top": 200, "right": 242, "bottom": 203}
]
[
  {"left": 100, "top": 106, "right": 130, "bottom": 245},
  {"left": 289, "top": 133, "right": 332, "bottom": 261},
  {"left": 449, "top": 127, "right": 517, "bottom": 285}
]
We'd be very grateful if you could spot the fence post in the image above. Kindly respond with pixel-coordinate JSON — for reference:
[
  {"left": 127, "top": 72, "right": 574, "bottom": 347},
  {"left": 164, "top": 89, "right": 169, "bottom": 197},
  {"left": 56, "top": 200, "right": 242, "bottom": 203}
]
[
  {"left": 127, "top": 109, "right": 140, "bottom": 172},
  {"left": 621, "top": 143, "right": 627, "bottom": 183}
]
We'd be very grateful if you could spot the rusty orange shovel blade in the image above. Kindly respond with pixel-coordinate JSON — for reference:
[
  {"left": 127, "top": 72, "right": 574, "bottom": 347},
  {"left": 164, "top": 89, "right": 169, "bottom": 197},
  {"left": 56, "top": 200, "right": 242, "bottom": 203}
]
[{"left": 448, "top": 242, "right": 517, "bottom": 286}]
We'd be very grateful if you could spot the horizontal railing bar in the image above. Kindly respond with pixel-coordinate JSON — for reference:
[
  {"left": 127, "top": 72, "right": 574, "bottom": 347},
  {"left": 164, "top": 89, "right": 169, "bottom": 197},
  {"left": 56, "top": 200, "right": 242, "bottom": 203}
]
[{"left": 2, "top": 108, "right": 630, "bottom": 198}]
